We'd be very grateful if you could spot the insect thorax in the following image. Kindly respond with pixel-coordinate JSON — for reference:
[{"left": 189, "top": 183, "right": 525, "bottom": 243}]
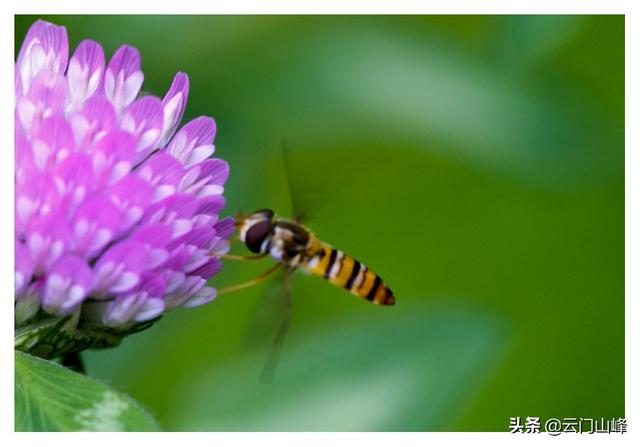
[{"left": 267, "top": 221, "right": 313, "bottom": 267}]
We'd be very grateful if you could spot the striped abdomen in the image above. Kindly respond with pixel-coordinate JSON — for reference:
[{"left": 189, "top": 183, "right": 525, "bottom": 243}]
[{"left": 302, "top": 246, "right": 395, "bottom": 306}]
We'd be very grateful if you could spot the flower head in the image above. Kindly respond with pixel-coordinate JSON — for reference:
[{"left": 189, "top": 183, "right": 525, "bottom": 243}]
[{"left": 15, "top": 20, "right": 232, "bottom": 356}]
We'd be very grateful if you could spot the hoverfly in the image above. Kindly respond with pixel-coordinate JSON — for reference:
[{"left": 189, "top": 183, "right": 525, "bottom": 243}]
[
  {"left": 229, "top": 209, "right": 395, "bottom": 307},
  {"left": 218, "top": 144, "right": 395, "bottom": 382}
]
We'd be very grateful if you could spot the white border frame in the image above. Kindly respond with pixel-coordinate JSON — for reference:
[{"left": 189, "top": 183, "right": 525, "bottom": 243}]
[{"left": 2, "top": 2, "right": 636, "bottom": 447}]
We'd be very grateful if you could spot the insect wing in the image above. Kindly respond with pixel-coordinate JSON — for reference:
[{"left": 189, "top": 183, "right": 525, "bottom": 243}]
[
  {"left": 259, "top": 268, "right": 293, "bottom": 384},
  {"left": 279, "top": 140, "right": 342, "bottom": 228}
]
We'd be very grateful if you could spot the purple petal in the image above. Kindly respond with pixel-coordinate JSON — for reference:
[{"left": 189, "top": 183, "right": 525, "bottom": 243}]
[
  {"left": 108, "top": 174, "right": 153, "bottom": 231},
  {"left": 92, "top": 130, "right": 136, "bottom": 185},
  {"left": 214, "top": 216, "right": 236, "bottom": 240},
  {"left": 103, "top": 292, "right": 164, "bottom": 328},
  {"left": 121, "top": 96, "right": 163, "bottom": 161},
  {"left": 128, "top": 223, "right": 172, "bottom": 268},
  {"left": 105, "top": 45, "right": 144, "bottom": 113},
  {"left": 197, "top": 158, "right": 229, "bottom": 185},
  {"left": 179, "top": 158, "right": 228, "bottom": 197},
  {"left": 181, "top": 250, "right": 209, "bottom": 274},
  {"left": 93, "top": 240, "right": 150, "bottom": 295},
  {"left": 71, "top": 95, "right": 118, "bottom": 146},
  {"left": 188, "top": 258, "right": 222, "bottom": 279},
  {"left": 15, "top": 240, "right": 34, "bottom": 297},
  {"left": 16, "top": 168, "right": 63, "bottom": 232},
  {"left": 53, "top": 153, "right": 96, "bottom": 211},
  {"left": 163, "top": 246, "right": 192, "bottom": 272},
  {"left": 102, "top": 294, "right": 139, "bottom": 327},
  {"left": 139, "top": 272, "right": 167, "bottom": 298},
  {"left": 164, "top": 270, "right": 186, "bottom": 295},
  {"left": 166, "top": 227, "right": 216, "bottom": 273},
  {"left": 32, "top": 116, "right": 75, "bottom": 169},
  {"left": 17, "top": 20, "right": 47, "bottom": 68},
  {"left": 140, "top": 193, "right": 199, "bottom": 237},
  {"left": 130, "top": 223, "right": 172, "bottom": 247},
  {"left": 102, "top": 274, "right": 167, "bottom": 327},
  {"left": 17, "top": 171, "right": 61, "bottom": 230},
  {"left": 26, "top": 214, "right": 70, "bottom": 275},
  {"left": 163, "top": 276, "right": 205, "bottom": 309},
  {"left": 209, "top": 237, "right": 230, "bottom": 257},
  {"left": 17, "top": 20, "right": 69, "bottom": 95},
  {"left": 168, "top": 226, "right": 215, "bottom": 251},
  {"left": 132, "top": 298, "right": 165, "bottom": 322},
  {"left": 196, "top": 195, "right": 226, "bottom": 217},
  {"left": 67, "top": 40, "right": 105, "bottom": 109},
  {"left": 42, "top": 254, "right": 93, "bottom": 315},
  {"left": 17, "top": 71, "right": 67, "bottom": 135},
  {"left": 70, "top": 196, "right": 122, "bottom": 258},
  {"left": 165, "top": 116, "right": 216, "bottom": 167},
  {"left": 160, "top": 72, "right": 189, "bottom": 145},
  {"left": 182, "top": 285, "right": 217, "bottom": 308},
  {"left": 15, "top": 127, "right": 35, "bottom": 184},
  {"left": 135, "top": 152, "right": 184, "bottom": 202}
]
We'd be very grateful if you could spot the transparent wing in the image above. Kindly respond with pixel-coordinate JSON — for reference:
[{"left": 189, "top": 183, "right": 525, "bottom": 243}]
[
  {"left": 280, "top": 139, "right": 306, "bottom": 222},
  {"left": 242, "top": 269, "right": 286, "bottom": 350},
  {"left": 259, "top": 268, "right": 293, "bottom": 384},
  {"left": 241, "top": 268, "right": 294, "bottom": 384},
  {"left": 240, "top": 269, "right": 293, "bottom": 384},
  {"left": 279, "top": 139, "right": 343, "bottom": 227}
]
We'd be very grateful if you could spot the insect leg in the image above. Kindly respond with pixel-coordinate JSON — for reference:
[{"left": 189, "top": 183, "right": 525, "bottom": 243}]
[
  {"left": 217, "top": 263, "right": 282, "bottom": 296},
  {"left": 259, "top": 267, "right": 294, "bottom": 384},
  {"left": 221, "top": 252, "right": 268, "bottom": 261}
]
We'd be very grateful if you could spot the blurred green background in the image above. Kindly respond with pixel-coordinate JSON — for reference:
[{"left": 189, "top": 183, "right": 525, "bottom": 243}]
[{"left": 16, "top": 15, "right": 624, "bottom": 431}]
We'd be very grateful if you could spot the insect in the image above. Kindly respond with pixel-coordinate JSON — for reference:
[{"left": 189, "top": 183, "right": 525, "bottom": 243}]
[
  {"left": 219, "top": 208, "right": 395, "bottom": 382},
  {"left": 228, "top": 209, "right": 395, "bottom": 306},
  {"left": 218, "top": 142, "right": 396, "bottom": 381}
]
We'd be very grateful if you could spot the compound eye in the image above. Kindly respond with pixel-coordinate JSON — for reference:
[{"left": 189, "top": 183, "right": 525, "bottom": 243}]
[{"left": 245, "top": 220, "right": 271, "bottom": 253}]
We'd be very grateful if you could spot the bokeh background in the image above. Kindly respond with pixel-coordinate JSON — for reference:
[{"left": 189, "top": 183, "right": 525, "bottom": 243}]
[{"left": 16, "top": 15, "right": 624, "bottom": 431}]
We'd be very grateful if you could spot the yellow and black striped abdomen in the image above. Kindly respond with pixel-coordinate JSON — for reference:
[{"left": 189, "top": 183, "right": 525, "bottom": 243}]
[{"left": 302, "top": 246, "right": 395, "bottom": 306}]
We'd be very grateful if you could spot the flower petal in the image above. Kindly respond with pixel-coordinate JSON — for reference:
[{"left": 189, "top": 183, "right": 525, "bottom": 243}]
[
  {"left": 160, "top": 72, "right": 189, "bottom": 145},
  {"left": 42, "top": 254, "right": 93, "bottom": 315},
  {"left": 71, "top": 196, "right": 122, "bottom": 258},
  {"left": 214, "top": 216, "right": 236, "bottom": 240},
  {"left": 121, "top": 96, "right": 163, "bottom": 161},
  {"left": 18, "top": 71, "right": 67, "bottom": 135},
  {"left": 53, "top": 152, "right": 96, "bottom": 211},
  {"left": 32, "top": 116, "right": 75, "bottom": 169},
  {"left": 197, "top": 158, "right": 229, "bottom": 185},
  {"left": 165, "top": 116, "right": 216, "bottom": 166},
  {"left": 102, "top": 274, "right": 166, "bottom": 328},
  {"left": 17, "top": 20, "right": 69, "bottom": 95},
  {"left": 105, "top": 45, "right": 144, "bottom": 113},
  {"left": 188, "top": 258, "right": 222, "bottom": 279},
  {"left": 26, "top": 214, "right": 70, "bottom": 275},
  {"left": 182, "top": 286, "right": 217, "bottom": 308},
  {"left": 92, "top": 130, "right": 136, "bottom": 185},
  {"left": 67, "top": 39, "right": 105, "bottom": 109},
  {"left": 108, "top": 174, "right": 153, "bottom": 232},
  {"left": 15, "top": 240, "right": 34, "bottom": 297},
  {"left": 71, "top": 95, "right": 117, "bottom": 146}
]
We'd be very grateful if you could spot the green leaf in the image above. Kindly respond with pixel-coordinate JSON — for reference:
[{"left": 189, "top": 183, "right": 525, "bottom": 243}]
[{"left": 15, "top": 351, "right": 160, "bottom": 431}]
